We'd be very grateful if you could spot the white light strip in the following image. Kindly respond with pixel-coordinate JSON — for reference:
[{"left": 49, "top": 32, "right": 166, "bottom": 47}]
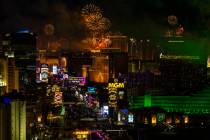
[{"left": 168, "top": 40, "right": 184, "bottom": 43}]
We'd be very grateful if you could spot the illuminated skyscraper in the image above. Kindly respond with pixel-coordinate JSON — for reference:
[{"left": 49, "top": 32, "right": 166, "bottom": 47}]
[
  {"left": 0, "top": 29, "right": 35, "bottom": 140},
  {"left": 2, "top": 29, "right": 36, "bottom": 92},
  {"left": 11, "top": 100, "right": 26, "bottom": 140},
  {"left": 0, "top": 97, "right": 26, "bottom": 140},
  {"left": 0, "top": 49, "right": 19, "bottom": 95}
]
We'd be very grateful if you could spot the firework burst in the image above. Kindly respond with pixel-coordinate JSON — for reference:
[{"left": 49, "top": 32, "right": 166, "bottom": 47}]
[
  {"left": 81, "top": 4, "right": 102, "bottom": 22},
  {"left": 86, "top": 17, "right": 110, "bottom": 31},
  {"left": 168, "top": 15, "right": 178, "bottom": 26},
  {"left": 44, "top": 24, "right": 55, "bottom": 36}
]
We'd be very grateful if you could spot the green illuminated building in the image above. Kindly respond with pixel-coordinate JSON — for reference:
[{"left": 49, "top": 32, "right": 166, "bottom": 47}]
[
  {"left": 129, "top": 87, "right": 210, "bottom": 115},
  {"left": 159, "top": 37, "right": 207, "bottom": 95},
  {"left": 129, "top": 37, "right": 210, "bottom": 116}
]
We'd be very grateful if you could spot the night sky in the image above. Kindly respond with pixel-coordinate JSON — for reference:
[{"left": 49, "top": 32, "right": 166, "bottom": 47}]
[{"left": 0, "top": 0, "right": 210, "bottom": 38}]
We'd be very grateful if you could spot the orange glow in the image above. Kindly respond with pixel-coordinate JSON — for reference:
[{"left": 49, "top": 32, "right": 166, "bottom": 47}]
[
  {"left": 90, "top": 49, "right": 101, "bottom": 53},
  {"left": 82, "top": 65, "right": 88, "bottom": 77},
  {"left": 107, "top": 35, "right": 128, "bottom": 52},
  {"left": 48, "top": 41, "right": 61, "bottom": 50},
  {"left": 97, "top": 72, "right": 104, "bottom": 82},
  {"left": 184, "top": 116, "right": 189, "bottom": 124},
  {"left": 95, "top": 38, "right": 111, "bottom": 49},
  {"left": 73, "top": 131, "right": 90, "bottom": 135},
  {"left": 60, "top": 57, "right": 67, "bottom": 67},
  {"left": 90, "top": 71, "right": 108, "bottom": 83},
  {"left": 40, "top": 58, "right": 59, "bottom": 66},
  {"left": 175, "top": 117, "right": 180, "bottom": 124},
  {"left": 151, "top": 115, "right": 157, "bottom": 124},
  {"left": 90, "top": 55, "right": 109, "bottom": 83}
]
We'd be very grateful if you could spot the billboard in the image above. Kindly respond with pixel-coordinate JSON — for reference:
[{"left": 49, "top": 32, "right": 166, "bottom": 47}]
[
  {"left": 52, "top": 65, "right": 58, "bottom": 75},
  {"left": 103, "top": 105, "right": 109, "bottom": 116},
  {"left": 69, "top": 77, "right": 86, "bottom": 85},
  {"left": 88, "top": 87, "right": 96, "bottom": 93},
  {"left": 40, "top": 64, "right": 48, "bottom": 83},
  {"left": 108, "top": 82, "right": 125, "bottom": 108}
]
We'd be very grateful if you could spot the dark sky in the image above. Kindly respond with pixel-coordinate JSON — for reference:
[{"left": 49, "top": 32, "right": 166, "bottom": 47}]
[{"left": 0, "top": 0, "right": 210, "bottom": 38}]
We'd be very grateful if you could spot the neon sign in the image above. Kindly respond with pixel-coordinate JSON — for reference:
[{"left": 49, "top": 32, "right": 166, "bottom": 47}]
[
  {"left": 73, "top": 130, "right": 90, "bottom": 139},
  {"left": 88, "top": 87, "right": 96, "bottom": 93},
  {"left": 108, "top": 88, "right": 118, "bottom": 107},
  {"left": 40, "top": 64, "right": 48, "bottom": 83},
  {"left": 52, "top": 65, "right": 58, "bottom": 74},
  {"left": 128, "top": 113, "right": 134, "bottom": 123},
  {"left": 108, "top": 82, "right": 125, "bottom": 108},
  {"left": 69, "top": 77, "right": 86, "bottom": 85},
  {"left": 108, "top": 83, "right": 124, "bottom": 88},
  {"left": 73, "top": 131, "right": 90, "bottom": 135}
]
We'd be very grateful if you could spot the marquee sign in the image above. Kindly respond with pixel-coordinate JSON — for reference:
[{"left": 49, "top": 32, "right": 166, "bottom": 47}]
[
  {"left": 69, "top": 76, "right": 86, "bottom": 85},
  {"left": 108, "top": 83, "right": 124, "bottom": 88},
  {"left": 40, "top": 64, "right": 48, "bottom": 83},
  {"left": 73, "top": 130, "right": 90, "bottom": 139},
  {"left": 108, "top": 82, "right": 125, "bottom": 108}
]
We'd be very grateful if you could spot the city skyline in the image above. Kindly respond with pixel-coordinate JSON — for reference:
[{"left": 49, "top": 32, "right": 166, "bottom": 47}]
[{"left": 1, "top": 1, "right": 210, "bottom": 140}]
